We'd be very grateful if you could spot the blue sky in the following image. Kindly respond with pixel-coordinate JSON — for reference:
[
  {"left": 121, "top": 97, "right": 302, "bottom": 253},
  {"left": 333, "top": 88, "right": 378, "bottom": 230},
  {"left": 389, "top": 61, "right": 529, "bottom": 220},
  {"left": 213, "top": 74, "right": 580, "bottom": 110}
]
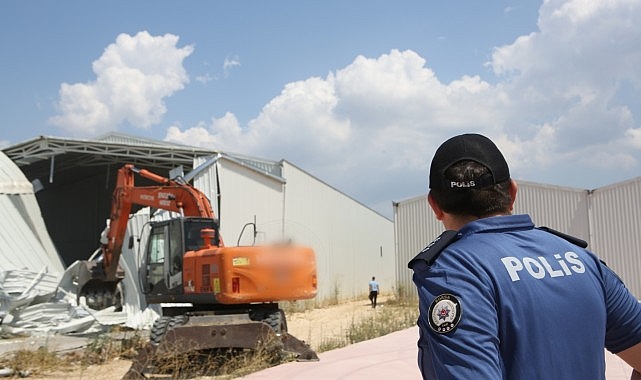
[{"left": 2, "top": 0, "right": 640, "bottom": 218}]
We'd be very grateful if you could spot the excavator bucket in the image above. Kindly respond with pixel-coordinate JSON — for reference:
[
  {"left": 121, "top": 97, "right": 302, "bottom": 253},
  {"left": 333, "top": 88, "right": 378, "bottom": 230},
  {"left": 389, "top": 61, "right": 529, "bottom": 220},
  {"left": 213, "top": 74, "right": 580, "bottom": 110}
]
[
  {"left": 122, "top": 316, "right": 318, "bottom": 379},
  {"left": 280, "top": 332, "right": 319, "bottom": 361}
]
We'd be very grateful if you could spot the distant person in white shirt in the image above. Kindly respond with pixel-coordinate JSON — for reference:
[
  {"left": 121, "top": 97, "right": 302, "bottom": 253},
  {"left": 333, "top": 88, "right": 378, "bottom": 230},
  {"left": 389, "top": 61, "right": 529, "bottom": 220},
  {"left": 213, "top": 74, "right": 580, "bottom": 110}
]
[{"left": 368, "top": 276, "right": 379, "bottom": 308}]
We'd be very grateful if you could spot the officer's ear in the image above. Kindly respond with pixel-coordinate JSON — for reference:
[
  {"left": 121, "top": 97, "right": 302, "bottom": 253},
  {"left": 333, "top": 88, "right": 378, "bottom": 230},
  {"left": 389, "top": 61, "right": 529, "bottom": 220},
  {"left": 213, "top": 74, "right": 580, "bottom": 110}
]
[
  {"left": 508, "top": 179, "right": 518, "bottom": 211},
  {"left": 427, "top": 193, "right": 444, "bottom": 221}
]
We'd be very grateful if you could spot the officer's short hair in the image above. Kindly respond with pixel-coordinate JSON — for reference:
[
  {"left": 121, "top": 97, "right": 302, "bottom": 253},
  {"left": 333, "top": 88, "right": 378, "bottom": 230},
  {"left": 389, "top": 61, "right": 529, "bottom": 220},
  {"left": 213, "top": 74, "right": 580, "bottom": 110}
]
[{"left": 430, "top": 160, "right": 512, "bottom": 217}]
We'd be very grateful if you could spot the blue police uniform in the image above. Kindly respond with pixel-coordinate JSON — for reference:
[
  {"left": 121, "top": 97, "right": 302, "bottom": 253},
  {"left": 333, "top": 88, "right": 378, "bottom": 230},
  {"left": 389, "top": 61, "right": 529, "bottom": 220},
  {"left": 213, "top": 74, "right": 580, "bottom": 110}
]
[{"left": 410, "top": 214, "right": 641, "bottom": 379}]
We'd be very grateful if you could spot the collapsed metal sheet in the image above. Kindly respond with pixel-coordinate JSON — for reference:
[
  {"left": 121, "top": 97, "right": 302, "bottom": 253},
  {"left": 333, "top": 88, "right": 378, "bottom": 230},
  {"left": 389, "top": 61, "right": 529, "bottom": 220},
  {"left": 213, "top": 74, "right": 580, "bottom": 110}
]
[
  {"left": 1, "top": 151, "right": 159, "bottom": 335},
  {"left": 0, "top": 152, "right": 66, "bottom": 327}
]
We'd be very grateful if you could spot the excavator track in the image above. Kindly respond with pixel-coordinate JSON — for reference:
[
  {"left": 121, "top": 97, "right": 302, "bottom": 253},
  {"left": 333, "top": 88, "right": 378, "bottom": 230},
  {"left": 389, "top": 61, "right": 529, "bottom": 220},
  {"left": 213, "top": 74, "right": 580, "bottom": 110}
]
[{"left": 123, "top": 312, "right": 317, "bottom": 379}]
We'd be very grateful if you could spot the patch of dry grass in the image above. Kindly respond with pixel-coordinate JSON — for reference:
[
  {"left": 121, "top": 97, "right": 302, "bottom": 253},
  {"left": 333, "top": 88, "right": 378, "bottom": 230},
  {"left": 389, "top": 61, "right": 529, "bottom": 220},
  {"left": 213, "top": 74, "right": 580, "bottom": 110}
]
[
  {"left": 135, "top": 333, "right": 292, "bottom": 379},
  {"left": 316, "top": 290, "right": 419, "bottom": 353},
  {"left": 0, "top": 329, "right": 144, "bottom": 378}
]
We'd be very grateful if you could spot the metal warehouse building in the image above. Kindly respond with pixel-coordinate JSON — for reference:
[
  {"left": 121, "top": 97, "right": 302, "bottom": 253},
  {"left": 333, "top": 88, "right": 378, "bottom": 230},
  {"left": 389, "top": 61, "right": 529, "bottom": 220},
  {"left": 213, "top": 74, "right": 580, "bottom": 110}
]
[
  {"left": 2, "top": 133, "right": 395, "bottom": 303},
  {"left": 394, "top": 178, "right": 641, "bottom": 299}
]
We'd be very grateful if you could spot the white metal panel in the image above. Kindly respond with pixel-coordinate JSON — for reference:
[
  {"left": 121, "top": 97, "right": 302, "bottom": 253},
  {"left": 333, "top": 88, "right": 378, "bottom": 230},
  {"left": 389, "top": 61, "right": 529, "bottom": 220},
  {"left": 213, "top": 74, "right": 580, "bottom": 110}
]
[
  {"left": 393, "top": 195, "right": 442, "bottom": 299},
  {"left": 395, "top": 180, "right": 592, "bottom": 301},
  {"left": 193, "top": 157, "right": 285, "bottom": 246},
  {"left": 119, "top": 210, "right": 163, "bottom": 329},
  {"left": 514, "top": 181, "right": 590, "bottom": 239},
  {"left": 0, "top": 152, "right": 66, "bottom": 324},
  {"left": 193, "top": 156, "right": 219, "bottom": 216},
  {"left": 193, "top": 157, "right": 395, "bottom": 302},
  {"left": 0, "top": 152, "right": 65, "bottom": 275},
  {"left": 395, "top": 178, "right": 641, "bottom": 300},
  {"left": 589, "top": 177, "right": 641, "bottom": 298},
  {"left": 0, "top": 153, "right": 33, "bottom": 194},
  {"left": 282, "top": 162, "right": 395, "bottom": 301}
]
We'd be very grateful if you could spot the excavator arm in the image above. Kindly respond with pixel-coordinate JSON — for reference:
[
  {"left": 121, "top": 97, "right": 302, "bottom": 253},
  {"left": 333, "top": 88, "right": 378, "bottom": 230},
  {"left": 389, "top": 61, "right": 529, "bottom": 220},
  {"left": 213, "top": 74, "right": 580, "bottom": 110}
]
[{"left": 100, "top": 164, "right": 218, "bottom": 281}]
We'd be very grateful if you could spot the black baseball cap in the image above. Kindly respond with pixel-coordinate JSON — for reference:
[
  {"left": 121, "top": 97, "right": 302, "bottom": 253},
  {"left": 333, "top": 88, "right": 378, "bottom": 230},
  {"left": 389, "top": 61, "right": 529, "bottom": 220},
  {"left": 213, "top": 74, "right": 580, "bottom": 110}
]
[{"left": 429, "top": 133, "right": 510, "bottom": 190}]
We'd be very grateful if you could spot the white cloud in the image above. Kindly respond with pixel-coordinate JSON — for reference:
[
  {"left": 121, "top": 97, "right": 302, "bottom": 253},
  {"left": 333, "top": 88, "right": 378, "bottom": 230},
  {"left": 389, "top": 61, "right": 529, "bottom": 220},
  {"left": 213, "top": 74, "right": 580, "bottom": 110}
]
[
  {"left": 223, "top": 56, "right": 241, "bottom": 70},
  {"left": 49, "top": 31, "right": 193, "bottom": 137},
  {"left": 165, "top": 0, "right": 641, "bottom": 216},
  {"left": 165, "top": 49, "right": 508, "bottom": 205},
  {"left": 625, "top": 128, "right": 641, "bottom": 149},
  {"left": 166, "top": 112, "right": 242, "bottom": 149},
  {"left": 195, "top": 73, "right": 215, "bottom": 84},
  {"left": 223, "top": 55, "right": 241, "bottom": 77},
  {"left": 488, "top": 0, "right": 641, "bottom": 167}
]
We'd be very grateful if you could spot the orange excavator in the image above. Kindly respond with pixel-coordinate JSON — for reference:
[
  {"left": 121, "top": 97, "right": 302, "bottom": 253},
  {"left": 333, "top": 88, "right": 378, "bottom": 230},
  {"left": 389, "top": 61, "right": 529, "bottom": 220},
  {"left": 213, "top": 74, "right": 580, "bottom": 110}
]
[{"left": 74, "top": 164, "right": 318, "bottom": 377}]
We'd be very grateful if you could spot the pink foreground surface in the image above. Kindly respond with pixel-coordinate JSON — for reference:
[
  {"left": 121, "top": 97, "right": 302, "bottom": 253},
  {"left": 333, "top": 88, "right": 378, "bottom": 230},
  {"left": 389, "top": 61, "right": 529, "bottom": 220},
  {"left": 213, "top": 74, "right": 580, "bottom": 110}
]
[{"left": 240, "top": 326, "right": 633, "bottom": 380}]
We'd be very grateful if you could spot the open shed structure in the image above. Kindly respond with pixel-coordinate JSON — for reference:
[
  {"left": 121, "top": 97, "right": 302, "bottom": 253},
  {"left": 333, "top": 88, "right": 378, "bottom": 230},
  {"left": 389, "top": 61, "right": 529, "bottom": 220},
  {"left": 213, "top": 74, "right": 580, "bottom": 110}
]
[
  {"left": 3, "top": 133, "right": 216, "bottom": 266},
  {"left": 2, "top": 133, "right": 395, "bottom": 302}
]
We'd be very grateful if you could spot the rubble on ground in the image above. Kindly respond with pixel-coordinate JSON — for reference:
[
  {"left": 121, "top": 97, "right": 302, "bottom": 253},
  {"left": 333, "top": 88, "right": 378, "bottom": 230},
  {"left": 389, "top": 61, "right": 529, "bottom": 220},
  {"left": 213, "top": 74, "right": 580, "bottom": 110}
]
[{"left": 0, "top": 151, "right": 157, "bottom": 342}]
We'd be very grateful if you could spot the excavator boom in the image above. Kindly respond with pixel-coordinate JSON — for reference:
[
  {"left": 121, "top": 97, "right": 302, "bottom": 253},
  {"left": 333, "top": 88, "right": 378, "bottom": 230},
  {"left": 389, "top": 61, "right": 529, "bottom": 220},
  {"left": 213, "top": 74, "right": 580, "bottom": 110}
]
[{"left": 101, "top": 164, "right": 217, "bottom": 281}]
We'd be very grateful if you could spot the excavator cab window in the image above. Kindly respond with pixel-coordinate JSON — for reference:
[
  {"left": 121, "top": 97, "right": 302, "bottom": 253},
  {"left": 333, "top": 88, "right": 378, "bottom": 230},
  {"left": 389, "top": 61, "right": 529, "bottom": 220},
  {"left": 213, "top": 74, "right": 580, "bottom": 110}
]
[
  {"left": 144, "top": 218, "right": 184, "bottom": 295},
  {"left": 143, "top": 217, "right": 218, "bottom": 295},
  {"left": 146, "top": 227, "right": 166, "bottom": 292},
  {"left": 168, "top": 222, "right": 183, "bottom": 274},
  {"left": 184, "top": 218, "right": 220, "bottom": 250}
]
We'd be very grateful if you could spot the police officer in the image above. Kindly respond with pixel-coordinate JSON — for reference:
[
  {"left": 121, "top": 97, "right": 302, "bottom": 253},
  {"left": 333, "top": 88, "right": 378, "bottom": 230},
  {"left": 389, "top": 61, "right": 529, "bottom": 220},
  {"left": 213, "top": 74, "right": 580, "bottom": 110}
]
[{"left": 409, "top": 133, "right": 641, "bottom": 379}]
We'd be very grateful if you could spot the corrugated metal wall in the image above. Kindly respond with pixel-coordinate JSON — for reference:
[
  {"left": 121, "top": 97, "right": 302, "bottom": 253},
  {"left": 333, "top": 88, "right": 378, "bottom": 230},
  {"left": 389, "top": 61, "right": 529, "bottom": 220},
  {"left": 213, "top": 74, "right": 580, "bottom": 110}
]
[
  {"left": 192, "top": 157, "right": 396, "bottom": 302},
  {"left": 193, "top": 157, "right": 286, "bottom": 246},
  {"left": 394, "top": 179, "right": 641, "bottom": 299},
  {"left": 0, "top": 152, "right": 65, "bottom": 274},
  {"left": 393, "top": 195, "right": 441, "bottom": 298},
  {"left": 282, "top": 162, "right": 395, "bottom": 301},
  {"left": 513, "top": 181, "right": 590, "bottom": 239},
  {"left": 589, "top": 178, "right": 641, "bottom": 297}
]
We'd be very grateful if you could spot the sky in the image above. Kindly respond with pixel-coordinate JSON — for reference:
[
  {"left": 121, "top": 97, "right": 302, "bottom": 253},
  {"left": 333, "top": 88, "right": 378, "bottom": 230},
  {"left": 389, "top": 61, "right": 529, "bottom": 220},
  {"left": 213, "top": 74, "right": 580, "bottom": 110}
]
[{"left": 2, "top": 0, "right": 641, "bottom": 218}]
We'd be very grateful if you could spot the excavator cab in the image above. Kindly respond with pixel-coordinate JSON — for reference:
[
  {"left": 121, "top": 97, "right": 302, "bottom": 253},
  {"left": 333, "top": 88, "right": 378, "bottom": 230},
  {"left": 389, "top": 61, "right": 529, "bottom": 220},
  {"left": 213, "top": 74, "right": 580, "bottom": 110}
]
[{"left": 142, "top": 217, "right": 219, "bottom": 299}]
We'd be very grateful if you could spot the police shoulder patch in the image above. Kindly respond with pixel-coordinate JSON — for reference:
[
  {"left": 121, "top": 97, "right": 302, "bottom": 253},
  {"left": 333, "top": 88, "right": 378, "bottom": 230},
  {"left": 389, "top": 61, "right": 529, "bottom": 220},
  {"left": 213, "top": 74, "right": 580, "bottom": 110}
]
[
  {"left": 428, "top": 293, "right": 461, "bottom": 334},
  {"left": 407, "top": 230, "right": 459, "bottom": 270}
]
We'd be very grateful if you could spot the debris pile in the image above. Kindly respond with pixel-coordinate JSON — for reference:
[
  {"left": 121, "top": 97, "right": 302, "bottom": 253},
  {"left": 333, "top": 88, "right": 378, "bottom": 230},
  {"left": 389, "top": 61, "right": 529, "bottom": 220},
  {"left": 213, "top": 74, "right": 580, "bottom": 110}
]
[{"left": 0, "top": 152, "right": 158, "bottom": 339}]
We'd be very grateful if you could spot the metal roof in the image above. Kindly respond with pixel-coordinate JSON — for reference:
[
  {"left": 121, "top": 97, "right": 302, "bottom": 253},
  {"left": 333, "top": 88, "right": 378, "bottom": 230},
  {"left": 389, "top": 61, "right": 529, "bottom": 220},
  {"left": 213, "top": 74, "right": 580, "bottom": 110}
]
[
  {"left": 0, "top": 133, "right": 286, "bottom": 270},
  {"left": 2, "top": 132, "right": 282, "bottom": 182},
  {"left": 93, "top": 132, "right": 182, "bottom": 147}
]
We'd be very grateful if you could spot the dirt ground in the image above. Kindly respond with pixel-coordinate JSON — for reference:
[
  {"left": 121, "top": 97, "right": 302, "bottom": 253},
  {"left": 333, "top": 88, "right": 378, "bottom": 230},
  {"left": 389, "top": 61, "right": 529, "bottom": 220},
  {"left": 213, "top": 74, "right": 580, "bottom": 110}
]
[
  {"left": 2, "top": 295, "right": 389, "bottom": 380},
  {"left": 286, "top": 295, "right": 389, "bottom": 351}
]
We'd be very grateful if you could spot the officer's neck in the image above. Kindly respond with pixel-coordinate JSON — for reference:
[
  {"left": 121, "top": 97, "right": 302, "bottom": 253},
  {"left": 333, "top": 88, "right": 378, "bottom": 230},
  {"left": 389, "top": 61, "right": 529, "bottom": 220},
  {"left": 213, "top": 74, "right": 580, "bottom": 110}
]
[
  {"left": 442, "top": 213, "right": 476, "bottom": 231},
  {"left": 441, "top": 212, "right": 510, "bottom": 231}
]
